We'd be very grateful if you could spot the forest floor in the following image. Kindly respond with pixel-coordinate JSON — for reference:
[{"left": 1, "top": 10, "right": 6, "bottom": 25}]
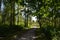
[
  {"left": 0, "top": 26, "right": 39, "bottom": 40},
  {"left": 15, "top": 28, "right": 37, "bottom": 40}
]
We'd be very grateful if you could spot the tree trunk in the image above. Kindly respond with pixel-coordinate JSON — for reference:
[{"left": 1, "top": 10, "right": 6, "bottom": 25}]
[
  {"left": 24, "top": 14, "right": 28, "bottom": 27},
  {"left": 10, "top": 0, "right": 15, "bottom": 26},
  {"left": 0, "top": 0, "right": 1, "bottom": 10},
  {"left": 37, "top": 15, "right": 41, "bottom": 28}
]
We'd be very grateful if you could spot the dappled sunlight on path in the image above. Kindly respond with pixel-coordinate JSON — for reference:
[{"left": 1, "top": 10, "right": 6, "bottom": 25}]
[{"left": 30, "top": 26, "right": 40, "bottom": 28}]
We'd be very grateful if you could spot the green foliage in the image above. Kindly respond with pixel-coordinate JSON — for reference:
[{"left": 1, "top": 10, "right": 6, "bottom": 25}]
[
  {"left": 36, "top": 26, "right": 60, "bottom": 40},
  {"left": 0, "top": 0, "right": 60, "bottom": 40}
]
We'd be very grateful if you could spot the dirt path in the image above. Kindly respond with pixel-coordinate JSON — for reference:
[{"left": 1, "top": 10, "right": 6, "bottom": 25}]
[{"left": 16, "top": 28, "right": 37, "bottom": 40}]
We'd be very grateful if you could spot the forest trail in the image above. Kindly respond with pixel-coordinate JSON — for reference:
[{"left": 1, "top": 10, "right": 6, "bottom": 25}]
[{"left": 16, "top": 28, "right": 37, "bottom": 40}]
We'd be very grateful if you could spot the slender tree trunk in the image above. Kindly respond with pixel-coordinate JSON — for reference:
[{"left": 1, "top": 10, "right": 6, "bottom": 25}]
[
  {"left": 27, "top": 14, "right": 28, "bottom": 27},
  {"left": 0, "top": 0, "right": 1, "bottom": 13},
  {"left": 24, "top": 14, "right": 28, "bottom": 27},
  {"left": 37, "top": 14, "right": 41, "bottom": 28},
  {"left": 17, "top": 3, "right": 20, "bottom": 25},
  {"left": 10, "top": 0, "right": 15, "bottom": 26}
]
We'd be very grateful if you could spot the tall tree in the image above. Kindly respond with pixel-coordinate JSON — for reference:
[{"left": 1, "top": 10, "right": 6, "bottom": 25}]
[
  {"left": 20, "top": 0, "right": 60, "bottom": 28},
  {"left": 10, "top": 0, "right": 15, "bottom": 25},
  {"left": 0, "top": 0, "right": 1, "bottom": 12}
]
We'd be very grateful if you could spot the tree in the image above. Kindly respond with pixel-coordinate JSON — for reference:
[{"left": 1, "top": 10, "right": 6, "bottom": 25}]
[
  {"left": 0, "top": 0, "right": 1, "bottom": 12},
  {"left": 10, "top": 0, "right": 15, "bottom": 25},
  {"left": 20, "top": 0, "right": 60, "bottom": 28}
]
